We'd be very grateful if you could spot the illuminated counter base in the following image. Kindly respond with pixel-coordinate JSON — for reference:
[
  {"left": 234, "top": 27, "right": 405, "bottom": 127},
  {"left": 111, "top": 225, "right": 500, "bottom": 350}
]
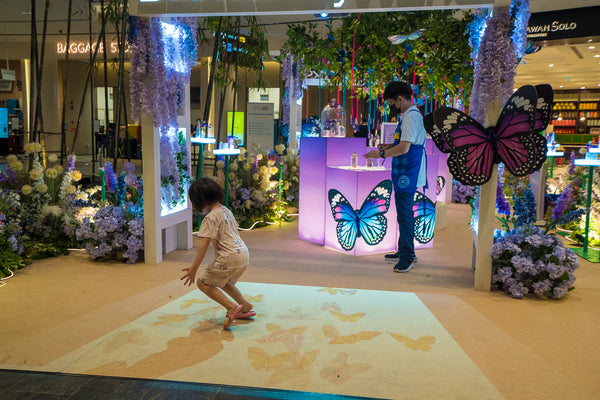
[{"left": 299, "top": 137, "right": 441, "bottom": 256}]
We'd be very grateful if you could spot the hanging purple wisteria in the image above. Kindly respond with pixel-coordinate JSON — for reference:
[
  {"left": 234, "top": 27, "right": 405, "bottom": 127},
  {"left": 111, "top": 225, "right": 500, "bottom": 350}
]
[{"left": 129, "top": 16, "right": 197, "bottom": 213}]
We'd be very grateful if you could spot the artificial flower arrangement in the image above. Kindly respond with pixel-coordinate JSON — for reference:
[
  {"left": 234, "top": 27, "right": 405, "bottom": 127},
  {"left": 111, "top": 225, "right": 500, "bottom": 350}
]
[
  {"left": 215, "top": 142, "right": 300, "bottom": 229},
  {"left": 75, "top": 161, "right": 145, "bottom": 264},
  {"left": 491, "top": 166, "right": 583, "bottom": 299},
  {"left": 452, "top": 179, "right": 475, "bottom": 204},
  {"left": 0, "top": 146, "right": 84, "bottom": 266}
]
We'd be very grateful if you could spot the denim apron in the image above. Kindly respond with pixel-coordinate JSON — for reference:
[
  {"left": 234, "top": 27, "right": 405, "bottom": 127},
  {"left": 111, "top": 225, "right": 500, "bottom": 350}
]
[{"left": 391, "top": 109, "right": 425, "bottom": 193}]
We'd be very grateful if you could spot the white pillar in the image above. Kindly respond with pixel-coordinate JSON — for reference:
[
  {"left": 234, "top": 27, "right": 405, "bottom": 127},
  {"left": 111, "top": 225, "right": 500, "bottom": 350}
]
[
  {"left": 142, "top": 83, "right": 193, "bottom": 264},
  {"left": 473, "top": 96, "right": 503, "bottom": 291}
]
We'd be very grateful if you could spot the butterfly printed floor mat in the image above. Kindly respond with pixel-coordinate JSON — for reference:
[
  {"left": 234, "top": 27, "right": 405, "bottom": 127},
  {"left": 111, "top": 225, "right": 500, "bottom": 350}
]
[{"left": 39, "top": 282, "right": 503, "bottom": 400}]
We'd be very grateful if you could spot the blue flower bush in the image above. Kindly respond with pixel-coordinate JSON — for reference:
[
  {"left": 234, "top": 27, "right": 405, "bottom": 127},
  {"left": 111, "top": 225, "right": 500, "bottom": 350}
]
[
  {"left": 492, "top": 168, "right": 583, "bottom": 299},
  {"left": 76, "top": 162, "right": 144, "bottom": 263},
  {"left": 452, "top": 179, "right": 475, "bottom": 204}
]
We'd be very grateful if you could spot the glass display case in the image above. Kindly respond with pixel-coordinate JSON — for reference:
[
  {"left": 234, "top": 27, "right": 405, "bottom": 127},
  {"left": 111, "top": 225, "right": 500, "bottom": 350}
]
[{"left": 320, "top": 99, "right": 346, "bottom": 137}]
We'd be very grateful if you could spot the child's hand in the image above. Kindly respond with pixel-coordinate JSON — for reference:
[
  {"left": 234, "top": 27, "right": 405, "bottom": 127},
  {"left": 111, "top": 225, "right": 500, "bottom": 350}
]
[{"left": 180, "top": 266, "right": 197, "bottom": 286}]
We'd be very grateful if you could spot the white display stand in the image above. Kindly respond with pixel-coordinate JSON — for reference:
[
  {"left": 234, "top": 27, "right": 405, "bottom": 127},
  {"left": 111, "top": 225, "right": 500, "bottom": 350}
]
[{"left": 141, "top": 84, "right": 193, "bottom": 264}]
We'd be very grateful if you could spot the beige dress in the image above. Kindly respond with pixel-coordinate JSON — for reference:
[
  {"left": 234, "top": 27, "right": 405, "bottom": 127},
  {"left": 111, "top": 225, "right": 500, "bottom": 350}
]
[{"left": 197, "top": 206, "right": 249, "bottom": 288}]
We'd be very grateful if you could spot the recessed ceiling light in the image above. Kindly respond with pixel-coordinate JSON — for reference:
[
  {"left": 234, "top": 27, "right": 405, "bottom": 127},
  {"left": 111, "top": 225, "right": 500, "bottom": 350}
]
[
  {"left": 581, "top": 86, "right": 586, "bottom": 89},
  {"left": 589, "top": 46, "right": 596, "bottom": 50},
  {"left": 548, "top": 64, "right": 554, "bottom": 67},
  {"left": 559, "top": 85, "right": 564, "bottom": 88},
  {"left": 589, "top": 39, "right": 593, "bottom": 42},
  {"left": 597, "top": 84, "right": 600, "bottom": 87},
  {"left": 595, "top": 55, "right": 600, "bottom": 58}
]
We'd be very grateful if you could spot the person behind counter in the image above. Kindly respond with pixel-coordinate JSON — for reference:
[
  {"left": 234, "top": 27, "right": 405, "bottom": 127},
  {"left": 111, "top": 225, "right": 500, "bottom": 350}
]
[{"left": 365, "top": 81, "right": 427, "bottom": 273}]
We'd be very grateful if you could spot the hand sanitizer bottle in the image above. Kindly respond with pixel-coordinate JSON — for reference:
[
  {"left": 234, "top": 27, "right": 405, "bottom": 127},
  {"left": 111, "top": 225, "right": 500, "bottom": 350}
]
[{"left": 351, "top": 152, "right": 358, "bottom": 168}]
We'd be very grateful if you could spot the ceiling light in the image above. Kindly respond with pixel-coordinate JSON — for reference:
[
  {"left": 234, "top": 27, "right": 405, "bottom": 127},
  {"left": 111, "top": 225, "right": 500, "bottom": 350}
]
[
  {"left": 548, "top": 64, "right": 554, "bottom": 67},
  {"left": 333, "top": 0, "right": 345, "bottom": 7},
  {"left": 581, "top": 116, "right": 586, "bottom": 121},
  {"left": 589, "top": 39, "right": 593, "bottom": 42},
  {"left": 318, "top": 12, "right": 329, "bottom": 18},
  {"left": 559, "top": 85, "right": 564, "bottom": 88},
  {"left": 595, "top": 55, "right": 600, "bottom": 58},
  {"left": 589, "top": 46, "right": 596, "bottom": 49},
  {"left": 581, "top": 86, "right": 586, "bottom": 89}
]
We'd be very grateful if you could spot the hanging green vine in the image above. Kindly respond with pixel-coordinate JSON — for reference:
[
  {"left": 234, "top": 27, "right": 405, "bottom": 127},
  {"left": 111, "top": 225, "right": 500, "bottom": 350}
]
[{"left": 281, "top": 11, "right": 475, "bottom": 107}]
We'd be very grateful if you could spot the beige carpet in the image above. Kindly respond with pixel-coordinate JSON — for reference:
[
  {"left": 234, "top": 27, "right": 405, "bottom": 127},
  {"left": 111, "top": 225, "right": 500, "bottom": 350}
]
[{"left": 1, "top": 203, "right": 598, "bottom": 399}]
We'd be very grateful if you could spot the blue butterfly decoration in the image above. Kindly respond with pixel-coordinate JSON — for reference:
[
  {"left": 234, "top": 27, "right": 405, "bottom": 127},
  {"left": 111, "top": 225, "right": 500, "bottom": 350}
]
[
  {"left": 436, "top": 176, "right": 446, "bottom": 196},
  {"left": 413, "top": 191, "right": 436, "bottom": 244},
  {"left": 328, "top": 180, "right": 393, "bottom": 251},
  {"left": 388, "top": 29, "right": 426, "bottom": 45}
]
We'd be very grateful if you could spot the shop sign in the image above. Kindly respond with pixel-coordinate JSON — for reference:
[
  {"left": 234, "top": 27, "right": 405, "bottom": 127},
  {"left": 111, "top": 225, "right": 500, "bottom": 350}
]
[
  {"left": 56, "top": 41, "right": 130, "bottom": 55},
  {"left": 527, "top": 6, "right": 600, "bottom": 41}
]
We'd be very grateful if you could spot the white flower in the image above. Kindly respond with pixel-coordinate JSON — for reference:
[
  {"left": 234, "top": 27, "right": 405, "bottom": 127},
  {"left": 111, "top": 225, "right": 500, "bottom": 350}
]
[
  {"left": 21, "top": 185, "right": 33, "bottom": 195},
  {"left": 53, "top": 164, "right": 63, "bottom": 174},
  {"left": 267, "top": 159, "right": 275, "bottom": 167},
  {"left": 216, "top": 160, "right": 225, "bottom": 169},
  {"left": 243, "top": 163, "right": 251, "bottom": 171},
  {"left": 9, "top": 160, "right": 23, "bottom": 171},
  {"left": 275, "top": 144, "right": 285, "bottom": 154},
  {"left": 48, "top": 154, "right": 58, "bottom": 163},
  {"left": 71, "top": 170, "right": 82, "bottom": 182},
  {"left": 249, "top": 157, "right": 256, "bottom": 164},
  {"left": 29, "top": 169, "right": 43, "bottom": 181},
  {"left": 292, "top": 166, "right": 298, "bottom": 172},
  {"left": 270, "top": 166, "right": 278, "bottom": 175},
  {"left": 260, "top": 165, "right": 268, "bottom": 174},
  {"left": 37, "top": 183, "right": 48, "bottom": 193},
  {"left": 256, "top": 154, "right": 263, "bottom": 161},
  {"left": 6, "top": 154, "right": 17, "bottom": 163},
  {"left": 41, "top": 205, "right": 63, "bottom": 218},
  {"left": 24, "top": 142, "right": 42, "bottom": 154},
  {"left": 230, "top": 163, "right": 238, "bottom": 171},
  {"left": 76, "top": 207, "right": 97, "bottom": 221},
  {"left": 67, "top": 184, "right": 77, "bottom": 194},
  {"left": 252, "top": 173, "right": 260, "bottom": 181},
  {"left": 45, "top": 168, "right": 58, "bottom": 179}
]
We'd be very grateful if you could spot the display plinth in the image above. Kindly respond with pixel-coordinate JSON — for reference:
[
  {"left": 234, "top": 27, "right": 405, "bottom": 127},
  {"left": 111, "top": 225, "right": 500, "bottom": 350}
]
[
  {"left": 298, "top": 137, "right": 367, "bottom": 245},
  {"left": 299, "top": 137, "right": 442, "bottom": 256},
  {"left": 325, "top": 166, "right": 398, "bottom": 256}
]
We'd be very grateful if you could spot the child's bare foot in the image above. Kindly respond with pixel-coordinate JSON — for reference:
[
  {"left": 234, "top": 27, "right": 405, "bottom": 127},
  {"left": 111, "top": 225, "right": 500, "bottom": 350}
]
[{"left": 241, "top": 303, "right": 253, "bottom": 313}]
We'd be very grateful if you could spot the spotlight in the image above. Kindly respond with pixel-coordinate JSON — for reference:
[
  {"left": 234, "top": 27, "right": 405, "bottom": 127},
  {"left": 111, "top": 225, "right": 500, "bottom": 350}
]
[
  {"left": 333, "top": 0, "right": 345, "bottom": 7},
  {"left": 316, "top": 12, "right": 329, "bottom": 18}
]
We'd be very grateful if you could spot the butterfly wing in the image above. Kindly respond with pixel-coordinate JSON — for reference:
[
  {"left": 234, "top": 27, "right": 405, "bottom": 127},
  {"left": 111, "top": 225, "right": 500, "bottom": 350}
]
[
  {"left": 534, "top": 84, "right": 554, "bottom": 133},
  {"left": 436, "top": 176, "right": 446, "bottom": 196},
  {"left": 424, "top": 112, "right": 452, "bottom": 153},
  {"left": 357, "top": 180, "right": 393, "bottom": 246},
  {"left": 413, "top": 192, "right": 436, "bottom": 244},
  {"left": 428, "top": 107, "right": 494, "bottom": 185},
  {"left": 494, "top": 85, "right": 547, "bottom": 177},
  {"left": 328, "top": 189, "right": 358, "bottom": 250},
  {"left": 388, "top": 34, "right": 407, "bottom": 45}
]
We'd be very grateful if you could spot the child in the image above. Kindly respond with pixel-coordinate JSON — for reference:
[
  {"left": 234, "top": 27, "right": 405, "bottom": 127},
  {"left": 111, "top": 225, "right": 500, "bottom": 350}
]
[{"left": 181, "top": 177, "right": 256, "bottom": 329}]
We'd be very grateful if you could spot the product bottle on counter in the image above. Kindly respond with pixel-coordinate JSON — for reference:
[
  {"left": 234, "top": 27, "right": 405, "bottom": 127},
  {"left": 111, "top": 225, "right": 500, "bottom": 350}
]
[{"left": 351, "top": 152, "right": 358, "bottom": 168}]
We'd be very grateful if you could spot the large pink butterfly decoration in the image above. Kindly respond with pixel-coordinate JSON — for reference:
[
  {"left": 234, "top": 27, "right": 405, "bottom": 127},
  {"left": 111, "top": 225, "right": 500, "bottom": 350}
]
[{"left": 423, "top": 84, "right": 553, "bottom": 186}]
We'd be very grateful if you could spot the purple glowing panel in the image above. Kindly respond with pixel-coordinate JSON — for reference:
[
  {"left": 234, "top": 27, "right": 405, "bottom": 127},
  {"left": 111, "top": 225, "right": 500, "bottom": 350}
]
[
  {"left": 299, "top": 138, "right": 328, "bottom": 244},
  {"left": 299, "top": 137, "right": 368, "bottom": 245},
  {"left": 325, "top": 167, "right": 398, "bottom": 256}
]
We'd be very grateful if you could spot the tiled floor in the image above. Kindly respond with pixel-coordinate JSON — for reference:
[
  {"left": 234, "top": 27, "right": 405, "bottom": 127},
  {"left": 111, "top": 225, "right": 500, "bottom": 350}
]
[{"left": 0, "top": 369, "right": 381, "bottom": 400}]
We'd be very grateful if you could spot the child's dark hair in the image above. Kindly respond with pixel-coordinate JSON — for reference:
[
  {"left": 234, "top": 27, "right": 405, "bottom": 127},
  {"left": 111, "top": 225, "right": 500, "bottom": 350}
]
[
  {"left": 188, "top": 178, "right": 225, "bottom": 211},
  {"left": 383, "top": 81, "right": 412, "bottom": 101}
]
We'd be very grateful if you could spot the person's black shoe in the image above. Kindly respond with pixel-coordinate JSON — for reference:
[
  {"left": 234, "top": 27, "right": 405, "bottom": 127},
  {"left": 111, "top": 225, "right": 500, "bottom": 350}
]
[
  {"left": 393, "top": 258, "right": 417, "bottom": 273},
  {"left": 385, "top": 253, "right": 418, "bottom": 263}
]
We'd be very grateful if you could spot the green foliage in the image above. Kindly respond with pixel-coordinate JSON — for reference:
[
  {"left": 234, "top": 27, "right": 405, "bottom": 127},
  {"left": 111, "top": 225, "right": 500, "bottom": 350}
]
[{"left": 281, "top": 11, "right": 474, "bottom": 105}]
